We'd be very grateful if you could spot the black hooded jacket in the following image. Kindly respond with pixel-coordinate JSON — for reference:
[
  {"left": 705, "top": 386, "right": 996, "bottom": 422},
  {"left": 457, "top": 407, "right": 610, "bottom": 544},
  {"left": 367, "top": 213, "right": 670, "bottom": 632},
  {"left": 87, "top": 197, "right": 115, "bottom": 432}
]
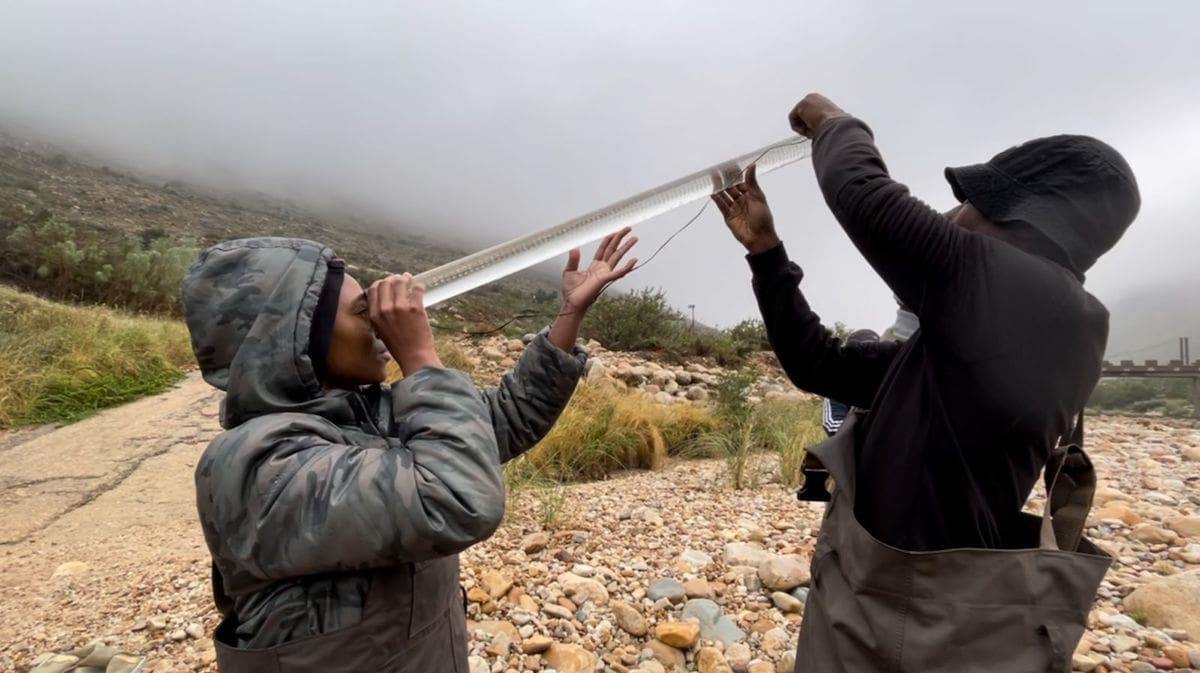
[{"left": 749, "top": 117, "right": 1139, "bottom": 550}]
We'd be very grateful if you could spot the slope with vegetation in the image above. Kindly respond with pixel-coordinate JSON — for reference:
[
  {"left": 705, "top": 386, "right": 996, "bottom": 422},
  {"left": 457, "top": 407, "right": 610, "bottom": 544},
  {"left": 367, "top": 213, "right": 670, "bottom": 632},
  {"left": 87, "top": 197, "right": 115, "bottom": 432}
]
[
  {"left": 0, "top": 130, "right": 555, "bottom": 326},
  {"left": 1, "top": 130, "right": 792, "bottom": 428}
]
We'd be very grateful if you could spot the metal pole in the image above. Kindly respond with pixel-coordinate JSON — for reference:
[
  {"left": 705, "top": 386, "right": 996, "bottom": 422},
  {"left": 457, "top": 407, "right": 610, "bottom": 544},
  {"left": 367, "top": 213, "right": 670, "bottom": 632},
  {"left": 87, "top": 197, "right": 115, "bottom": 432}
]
[
  {"left": 687, "top": 304, "right": 695, "bottom": 330},
  {"left": 1193, "top": 376, "right": 1200, "bottom": 420}
]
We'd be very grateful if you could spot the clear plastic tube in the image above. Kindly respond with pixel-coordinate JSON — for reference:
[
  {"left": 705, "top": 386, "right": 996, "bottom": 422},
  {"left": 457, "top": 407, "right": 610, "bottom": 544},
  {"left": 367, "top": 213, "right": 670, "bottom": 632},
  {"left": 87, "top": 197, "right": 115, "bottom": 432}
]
[{"left": 415, "top": 136, "right": 811, "bottom": 307}]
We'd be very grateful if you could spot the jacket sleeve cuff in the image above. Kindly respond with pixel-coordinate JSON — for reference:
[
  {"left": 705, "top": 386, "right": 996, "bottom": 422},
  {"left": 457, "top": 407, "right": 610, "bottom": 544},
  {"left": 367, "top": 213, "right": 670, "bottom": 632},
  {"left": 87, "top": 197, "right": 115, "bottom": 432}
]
[
  {"left": 530, "top": 327, "right": 589, "bottom": 377},
  {"left": 813, "top": 114, "right": 874, "bottom": 145},
  {"left": 746, "top": 242, "right": 791, "bottom": 277}
]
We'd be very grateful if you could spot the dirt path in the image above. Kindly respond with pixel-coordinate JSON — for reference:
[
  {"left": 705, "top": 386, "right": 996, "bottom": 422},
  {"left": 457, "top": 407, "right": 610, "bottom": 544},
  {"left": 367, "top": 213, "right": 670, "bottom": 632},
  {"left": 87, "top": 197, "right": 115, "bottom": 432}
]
[{"left": 0, "top": 373, "right": 222, "bottom": 671}]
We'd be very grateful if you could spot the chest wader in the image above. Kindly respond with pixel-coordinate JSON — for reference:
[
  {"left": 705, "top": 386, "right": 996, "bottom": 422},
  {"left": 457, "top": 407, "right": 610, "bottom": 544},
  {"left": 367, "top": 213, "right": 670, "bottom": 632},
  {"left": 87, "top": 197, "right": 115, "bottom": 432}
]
[
  {"left": 794, "top": 411, "right": 1109, "bottom": 673},
  {"left": 210, "top": 556, "right": 469, "bottom": 673}
]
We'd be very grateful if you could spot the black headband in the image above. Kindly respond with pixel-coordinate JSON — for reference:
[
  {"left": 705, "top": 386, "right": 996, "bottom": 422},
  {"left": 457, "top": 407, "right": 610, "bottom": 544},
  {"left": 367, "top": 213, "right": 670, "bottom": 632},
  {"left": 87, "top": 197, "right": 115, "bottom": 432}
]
[{"left": 309, "top": 258, "right": 346, "bottom": 380}]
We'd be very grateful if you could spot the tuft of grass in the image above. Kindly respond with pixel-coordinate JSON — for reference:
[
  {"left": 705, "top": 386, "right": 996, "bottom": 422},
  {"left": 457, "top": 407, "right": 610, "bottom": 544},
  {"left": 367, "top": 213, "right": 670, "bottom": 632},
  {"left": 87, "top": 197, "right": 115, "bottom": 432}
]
[
  {"left": 436, "top": 337, "right": 477, "bottom": 373},
  {"left": 500, "top": 459, "right": 571, "bottom": 529},
  {"left": 689, "top": 370, "right": 763, "bottom": 489},
  {"left": 518, "top": 381, "right": 717, "bottom": 482},
  {"left": 690, "top": 417, "right": 759, "bottom": 489},
  {"left": 0, "top": 285, "right": 193, "bottom": 427},
  {"left": 687, "top": 370, "right": 823, "bottom": 489},
  {"left": 756, "top": 397, "right": 825, "bottom": 486},
  {"left": 536, "top": 484, "right": 568, "bottom": 530}
]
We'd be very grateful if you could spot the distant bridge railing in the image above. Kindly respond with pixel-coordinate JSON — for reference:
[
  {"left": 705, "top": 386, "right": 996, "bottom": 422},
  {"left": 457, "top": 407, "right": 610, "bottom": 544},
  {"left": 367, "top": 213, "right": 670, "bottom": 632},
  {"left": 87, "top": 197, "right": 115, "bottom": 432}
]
[{"left": 1101, "top": 360, "right": 1200, "bottom": 378}]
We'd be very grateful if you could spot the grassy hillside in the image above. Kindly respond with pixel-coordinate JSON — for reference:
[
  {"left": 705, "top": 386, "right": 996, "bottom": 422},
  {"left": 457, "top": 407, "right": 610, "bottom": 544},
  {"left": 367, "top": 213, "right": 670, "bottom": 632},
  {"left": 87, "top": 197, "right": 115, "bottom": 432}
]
[
  {"left": 0, "top": 285, "right": 193, "bottom": 427},
  {"left": 0, "top": 129, "right": 557, "bottom": 329}
]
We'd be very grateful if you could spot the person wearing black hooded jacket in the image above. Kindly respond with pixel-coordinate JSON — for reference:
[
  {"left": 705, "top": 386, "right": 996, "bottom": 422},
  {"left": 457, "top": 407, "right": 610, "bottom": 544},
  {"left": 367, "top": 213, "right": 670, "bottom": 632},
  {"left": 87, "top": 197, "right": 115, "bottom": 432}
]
[{"left": 714, "top": 93, "right": 1140, "bottom": 552}]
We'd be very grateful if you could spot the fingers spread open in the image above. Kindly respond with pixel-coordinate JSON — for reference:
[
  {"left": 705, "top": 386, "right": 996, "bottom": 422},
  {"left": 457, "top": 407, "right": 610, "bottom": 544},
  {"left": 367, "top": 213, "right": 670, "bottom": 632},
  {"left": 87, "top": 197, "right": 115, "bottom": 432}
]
[
  {"left": 711, "top": 192, "right": 732, "bottom": 217},
  {"left": 713, "top": 190, "right": 736, "bottom": 211},
  {"left": 609, "top": 235, "right": 638, "bottom": 265}
]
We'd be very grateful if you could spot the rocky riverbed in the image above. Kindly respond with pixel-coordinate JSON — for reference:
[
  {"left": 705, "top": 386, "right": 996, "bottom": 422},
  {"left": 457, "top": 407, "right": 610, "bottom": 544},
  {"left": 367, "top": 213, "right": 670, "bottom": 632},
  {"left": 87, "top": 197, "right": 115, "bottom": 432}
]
[{"left": 1, "top": 362, "right": 1197, "bottom": 672}]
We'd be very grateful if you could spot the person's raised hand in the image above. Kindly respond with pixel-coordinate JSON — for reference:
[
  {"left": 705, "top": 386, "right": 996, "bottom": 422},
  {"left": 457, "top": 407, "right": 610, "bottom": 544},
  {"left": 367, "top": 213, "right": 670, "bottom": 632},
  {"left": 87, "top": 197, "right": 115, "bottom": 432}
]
[
  {"left": 368, "top": 273, "right": 441, "bottom": 375},
  {"left": 560, "top": 227, "right": 639, "bottom": 314},
  {"left": 712, "top": 164, "right": 780, "bottom": 255},
  {"left": 788, "top": 93, "right": 849, "bottom": 138}
]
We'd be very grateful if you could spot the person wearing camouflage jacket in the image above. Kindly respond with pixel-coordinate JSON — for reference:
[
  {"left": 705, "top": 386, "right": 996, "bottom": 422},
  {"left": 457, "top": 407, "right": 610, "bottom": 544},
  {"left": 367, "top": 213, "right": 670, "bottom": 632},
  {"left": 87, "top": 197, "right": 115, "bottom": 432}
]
[{"left": 180, "top": 231, "right": 638, "bottom": 673}]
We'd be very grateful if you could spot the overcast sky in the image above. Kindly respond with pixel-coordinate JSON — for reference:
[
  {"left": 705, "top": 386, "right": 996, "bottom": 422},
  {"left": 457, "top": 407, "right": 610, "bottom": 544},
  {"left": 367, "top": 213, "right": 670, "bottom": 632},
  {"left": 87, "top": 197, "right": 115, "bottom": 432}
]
[{"left": 1, "top": 0, "right": 1197, "bottom": 335}]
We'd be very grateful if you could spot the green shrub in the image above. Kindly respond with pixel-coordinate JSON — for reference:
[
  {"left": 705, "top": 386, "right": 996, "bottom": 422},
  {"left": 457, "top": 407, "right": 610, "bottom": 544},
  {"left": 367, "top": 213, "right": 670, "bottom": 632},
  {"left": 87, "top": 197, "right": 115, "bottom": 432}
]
[
  {"left": 1162, "top": 399, "right": 1194, "bottom": 418},
  {"left": 3, "top": 219, "right": 197, "bottom": 315},
  {"left": 574, "top": 287, "right": 771, "bottom": 367},
  {"left": 673, "top": 331, "right": 743, "bottom": 367},
  {"left": 729, "top": 318, "right": 770, "bottom": 353},
  {"left": 713, "top": 369, "right": 757, "bottom": 426},
  {"left": 1088, "top": 379, "right": 1193, "bottom": 415},
  {"left": 581, "top": 287, "right": 686, "bottom": 351},
  {"left": 1128, "top": 399, "right": 1164, "bottom": 413},
  {"left": 1089, "top": 380, "right": 1160, "bottom": 409}
]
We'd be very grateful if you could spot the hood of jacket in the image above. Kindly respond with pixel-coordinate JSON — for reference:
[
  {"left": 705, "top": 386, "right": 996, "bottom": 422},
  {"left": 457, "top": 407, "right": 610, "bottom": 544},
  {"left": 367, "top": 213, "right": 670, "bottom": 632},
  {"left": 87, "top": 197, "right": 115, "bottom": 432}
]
[{"left": 181, "top": 237, "right": 358, "bottom": 429}]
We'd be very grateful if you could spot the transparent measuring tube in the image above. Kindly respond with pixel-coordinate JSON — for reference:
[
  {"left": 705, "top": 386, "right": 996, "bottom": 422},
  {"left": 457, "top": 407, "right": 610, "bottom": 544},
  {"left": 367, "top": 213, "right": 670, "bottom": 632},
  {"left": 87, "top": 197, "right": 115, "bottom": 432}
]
[{"left": 414, "top": 136, "right": 812, "bottom": 307}]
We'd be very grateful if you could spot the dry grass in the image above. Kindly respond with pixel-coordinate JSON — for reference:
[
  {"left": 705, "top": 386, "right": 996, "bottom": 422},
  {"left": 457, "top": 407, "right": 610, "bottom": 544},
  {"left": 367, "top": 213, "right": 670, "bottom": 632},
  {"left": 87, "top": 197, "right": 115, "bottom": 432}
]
[
  {"left": 435, "top": 337, "right": 478, "bottom": 373},
  {"left": 395, "top": 355, "right": 720, "bottom": 484},
  {"left": 380, "top": 338, "right": 820, "bottom": 491},
  {"left": 0, "top": 285, "right": 193, "bottom": 427},
  {"left": 685, "top": 392, "right": 824, "bottom": 489},
  {"left": 510, "top": 381, "right": 718, "bottom": 482},
  {"left": 755, "top": 397, "right": 825, "bottom": 486},
  {"left": 690, "top": 416, "right": 760, "bottom": 489}
]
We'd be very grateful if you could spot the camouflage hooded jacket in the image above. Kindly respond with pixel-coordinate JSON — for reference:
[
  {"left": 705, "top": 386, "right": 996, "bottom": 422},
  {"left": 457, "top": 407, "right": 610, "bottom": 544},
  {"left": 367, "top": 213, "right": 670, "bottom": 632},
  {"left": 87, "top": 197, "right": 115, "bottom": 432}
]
[{"left": 181, "top": 238, "right": 584, "bottom": 670}]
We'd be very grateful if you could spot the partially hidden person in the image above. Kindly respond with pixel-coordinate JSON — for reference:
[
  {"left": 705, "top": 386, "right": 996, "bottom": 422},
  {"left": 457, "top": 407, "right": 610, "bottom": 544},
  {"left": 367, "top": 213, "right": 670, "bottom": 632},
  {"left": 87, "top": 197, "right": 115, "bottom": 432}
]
[{"left": 821, "top": 329, "right": 880, "bottom": 436}]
